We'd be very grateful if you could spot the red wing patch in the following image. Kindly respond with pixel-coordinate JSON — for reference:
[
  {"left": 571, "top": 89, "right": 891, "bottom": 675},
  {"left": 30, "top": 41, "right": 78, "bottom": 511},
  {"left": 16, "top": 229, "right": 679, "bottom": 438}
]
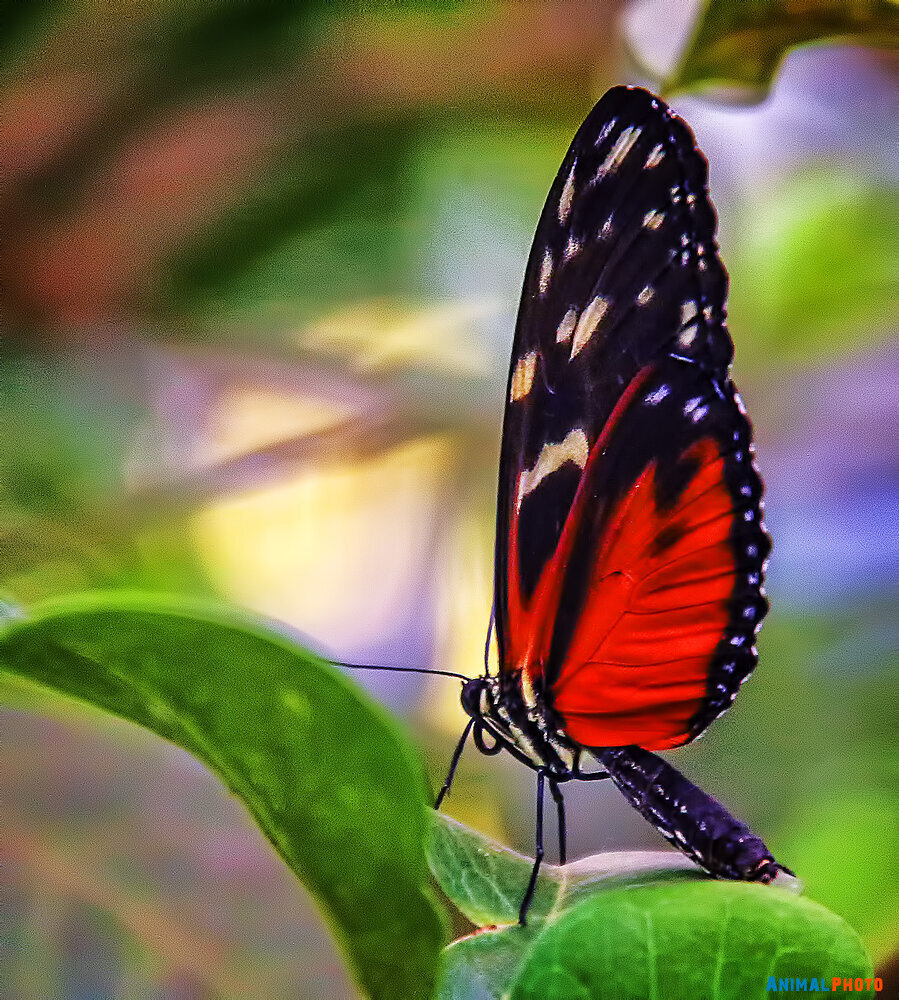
[
  {"left": 502, "top": 367, "right": 656, "bottom": 688},
  {"left": 501, "top": 355, "right": 768, "bottom": 749},
  {"left": 552, "top": 436, "right": 734, "bottom": 750}
]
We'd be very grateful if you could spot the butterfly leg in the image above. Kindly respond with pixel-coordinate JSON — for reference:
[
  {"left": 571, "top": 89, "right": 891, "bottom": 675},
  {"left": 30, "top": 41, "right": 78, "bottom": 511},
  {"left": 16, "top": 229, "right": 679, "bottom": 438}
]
[
  {"left": 572, "top": 752, "right": 612, "bottom": 781},
  {"left": 434, "top": 718, "right": 475, "bottom": 809},
  {"left": 548, "top": 777, "right": 566, "bottom": 866},
  {"left": 519, "top": 768, "right": 546, "bottom": 926}
]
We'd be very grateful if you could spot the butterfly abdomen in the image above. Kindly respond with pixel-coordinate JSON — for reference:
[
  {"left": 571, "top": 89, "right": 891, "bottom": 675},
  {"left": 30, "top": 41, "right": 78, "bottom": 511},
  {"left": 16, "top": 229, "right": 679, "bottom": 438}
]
[{"left": 593, "top": 745, "right": 785, "bottom": 882}]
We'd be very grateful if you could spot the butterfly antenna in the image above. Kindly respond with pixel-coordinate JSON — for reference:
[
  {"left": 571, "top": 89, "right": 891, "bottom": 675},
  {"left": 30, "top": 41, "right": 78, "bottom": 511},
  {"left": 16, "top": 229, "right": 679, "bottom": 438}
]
[
  {"left": 483, "top": 602, "right": 495, "bottom": 676},
  {"left": 333, "top": 661, "right": 470, "bottom": 683}
]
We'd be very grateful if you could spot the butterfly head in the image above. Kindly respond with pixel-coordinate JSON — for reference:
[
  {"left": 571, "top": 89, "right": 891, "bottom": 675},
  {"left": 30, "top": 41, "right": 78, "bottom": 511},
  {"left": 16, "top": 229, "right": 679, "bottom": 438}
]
[
  {"left": 460, "top": 676, "right": 494, "bottom": 720},
  {"left": 460, "top": 673, "right": 578, "bottom": 775}
]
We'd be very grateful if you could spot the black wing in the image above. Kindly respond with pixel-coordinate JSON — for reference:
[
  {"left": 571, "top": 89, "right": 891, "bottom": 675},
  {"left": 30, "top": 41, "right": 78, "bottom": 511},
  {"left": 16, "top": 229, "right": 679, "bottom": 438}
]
[{"left": 494, "top": 86, "right": 769, "bottom": 749}]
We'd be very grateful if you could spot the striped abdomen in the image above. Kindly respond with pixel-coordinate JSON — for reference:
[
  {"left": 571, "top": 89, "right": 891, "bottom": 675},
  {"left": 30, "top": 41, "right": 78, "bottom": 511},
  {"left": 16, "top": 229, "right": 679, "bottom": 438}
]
[{"left": 593, "top": 746, "right": 787, "bottom": 882}]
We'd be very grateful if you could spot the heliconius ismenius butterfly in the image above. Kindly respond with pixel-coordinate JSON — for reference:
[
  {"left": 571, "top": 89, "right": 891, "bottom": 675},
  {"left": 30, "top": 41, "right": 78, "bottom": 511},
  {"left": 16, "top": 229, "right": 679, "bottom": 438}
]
[{"left": 345, "top": 85, "right": 792, "bottom": 925}]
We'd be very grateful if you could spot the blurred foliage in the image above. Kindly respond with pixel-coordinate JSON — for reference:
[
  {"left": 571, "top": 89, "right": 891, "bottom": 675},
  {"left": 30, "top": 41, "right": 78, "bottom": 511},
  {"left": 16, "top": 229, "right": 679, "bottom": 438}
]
[
  {"left": 163, "top": 116, "right": 579, "bottom": 336},
  {"left": 729, "top": 170, "right": 898, "bottom": 362},
  {"left": 0, "top": 593, "right": 447, "bottom": 1000},
  {"left": 9, "top": 0, "right": 336, "bottom": 214},
  {"left": 0, "top": 0, "right": 71, "bottom": 73},
  {"left": 671, "top": 0, "right": 899, "bottom": 95},
  {"left": 0, "top": 350, "right": 211, "bottom": 603},
  {"left": 160, "top": 115, "right": 424, "bottom": 325}
]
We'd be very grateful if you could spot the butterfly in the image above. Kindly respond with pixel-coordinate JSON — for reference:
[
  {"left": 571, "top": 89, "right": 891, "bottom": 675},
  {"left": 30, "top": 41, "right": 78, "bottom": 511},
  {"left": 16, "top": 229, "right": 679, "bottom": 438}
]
[{"left": 433, "top": 85, "right": 793, "bottom": 924}]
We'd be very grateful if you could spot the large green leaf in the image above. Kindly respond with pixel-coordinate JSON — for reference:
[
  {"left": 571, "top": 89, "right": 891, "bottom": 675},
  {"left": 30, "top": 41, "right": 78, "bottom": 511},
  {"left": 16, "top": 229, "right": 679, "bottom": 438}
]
[
  {"left": 429, "top": 813, "right": 872, "bottom": 999},
  {"left": 0, "top": 591, "right": 447, "bottom": 1000},
  {"left": 439, "top": 925, "right": 540, "bottom": 1000},
  {"left": 428, "top": 812, "right": 705, "bottom": 927},
  {"left": 512, "top": 881, "right": 873, "bottom": 1000},
  {"left": 670, "top": 0, "right": 899, "bottom": 97}
]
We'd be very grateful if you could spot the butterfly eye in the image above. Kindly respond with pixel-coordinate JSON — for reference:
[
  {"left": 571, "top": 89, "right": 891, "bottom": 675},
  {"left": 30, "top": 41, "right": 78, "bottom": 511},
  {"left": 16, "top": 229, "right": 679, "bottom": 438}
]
[{"left": 460, "top": 677, "right": 487, "bottom": 718}]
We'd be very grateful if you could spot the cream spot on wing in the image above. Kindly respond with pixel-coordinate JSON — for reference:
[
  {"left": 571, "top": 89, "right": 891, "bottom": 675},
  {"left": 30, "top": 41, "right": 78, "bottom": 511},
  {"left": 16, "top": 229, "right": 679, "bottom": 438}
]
[
  {"left": 538, "top": 249, "right": 553, "bottom": 297},
  {"left": 645, "top": 384, "right": 670, "bottom": 405},
  {"left": 637, "top": 284, "right": 654, "bottom": 306},
  {"left": 517, "top": 428, "right": 589, "bottom": 504},
  {"left": 595, "top": 126, "right": 641, "bottom": 179},
  {"left": 679, "top": 326, "right": 697, "bottom": 347},
  {"left": 645, "top": 143, "right": 664, "bottom": 168},
  {"left": 569, "top": 295, "right": 609, "bottom": 359},
  {"left": 510, "top": 351, "right": 538, "bottom": 402},
  {"left": 563, "top": 235, "right": 581, "bottom": 261},
  {"left": 600, "top": 217, "right": 613, "bottom": 239},
  {"left": 558, "top": 162, "right": 577, "bottom": 224},
  {"left": 681, "top": 300, "right": 697, "bottom": 326},
  {"left": 596, "top": 118, "right": 616, "bottom": 145},
  {"left": 690, "top": 403, "right": 709, "bottom": 423},
  {"left": 556, "top": 307, "right": 578, "bottom": 344},
  {"left": 684, "top": 396, "right": 703, "bottom": 415},
  {"left": 643, "top": 209, "right": 664, "bottom": 230}
]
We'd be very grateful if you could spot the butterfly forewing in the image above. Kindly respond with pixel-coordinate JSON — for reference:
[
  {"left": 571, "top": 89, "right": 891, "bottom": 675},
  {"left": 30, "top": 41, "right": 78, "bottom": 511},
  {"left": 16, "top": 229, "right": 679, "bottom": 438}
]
[{"left": 495, "top": 87, "right": 769, "bottom": 750}]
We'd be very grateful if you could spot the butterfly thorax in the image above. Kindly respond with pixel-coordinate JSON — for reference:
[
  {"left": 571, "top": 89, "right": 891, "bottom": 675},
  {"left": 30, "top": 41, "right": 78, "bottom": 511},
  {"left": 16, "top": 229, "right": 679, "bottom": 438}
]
[{"left": 460, "top": 675, "right": 577, "bottom": 777}]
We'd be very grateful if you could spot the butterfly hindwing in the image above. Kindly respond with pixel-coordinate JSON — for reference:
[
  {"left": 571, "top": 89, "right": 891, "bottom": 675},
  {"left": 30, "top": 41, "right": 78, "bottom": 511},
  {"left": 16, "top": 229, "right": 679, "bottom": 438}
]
[{"left": 495, "top": 86, "right": 769, "bottom": 750}]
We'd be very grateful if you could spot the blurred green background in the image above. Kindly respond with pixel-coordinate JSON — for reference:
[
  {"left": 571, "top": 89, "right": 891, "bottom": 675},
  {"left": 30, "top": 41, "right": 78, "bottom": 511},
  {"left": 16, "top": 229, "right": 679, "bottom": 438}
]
[{"left": 1, "top": 1, "right": 897, "bottom": 997}]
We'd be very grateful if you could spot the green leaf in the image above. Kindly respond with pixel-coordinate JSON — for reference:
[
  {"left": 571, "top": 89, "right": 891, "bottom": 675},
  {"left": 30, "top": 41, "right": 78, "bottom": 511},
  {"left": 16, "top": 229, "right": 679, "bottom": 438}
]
[
  {"left": 439, "top": 926, "right": 540, "bottom": 1000},
  {"left": 428, "top": 812, "right": 708, "bottom": 927},
  {"left": 669, "top": 0, "right": 899, "bottom": 97},
  {"left": 511, "top": 881, "right": 873, "bottom": 1000},
  {"left": 0, "top": 591, "right": 447, "bottom": 1000},
  {"left": 431, "top": 814, "right": 872, "bottom": 999},
  {"left": 429, "top": 811, "right": 561, "bottom": 925}
]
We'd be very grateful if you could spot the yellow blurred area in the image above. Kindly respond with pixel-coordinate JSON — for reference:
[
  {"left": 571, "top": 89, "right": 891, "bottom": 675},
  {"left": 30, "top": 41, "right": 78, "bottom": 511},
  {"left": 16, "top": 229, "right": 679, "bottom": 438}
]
[
  {"left": 201, "top": 387, "right": 350, "bottom": 466},
  {"left": 193, "top": 432, "right": 456, "bottom": 650},
  {"left": 431, "top": 506, "right": 495, "bottom": 732},
  {"left": 302, "top": 297, "right": 500, "bottom": 376}
]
